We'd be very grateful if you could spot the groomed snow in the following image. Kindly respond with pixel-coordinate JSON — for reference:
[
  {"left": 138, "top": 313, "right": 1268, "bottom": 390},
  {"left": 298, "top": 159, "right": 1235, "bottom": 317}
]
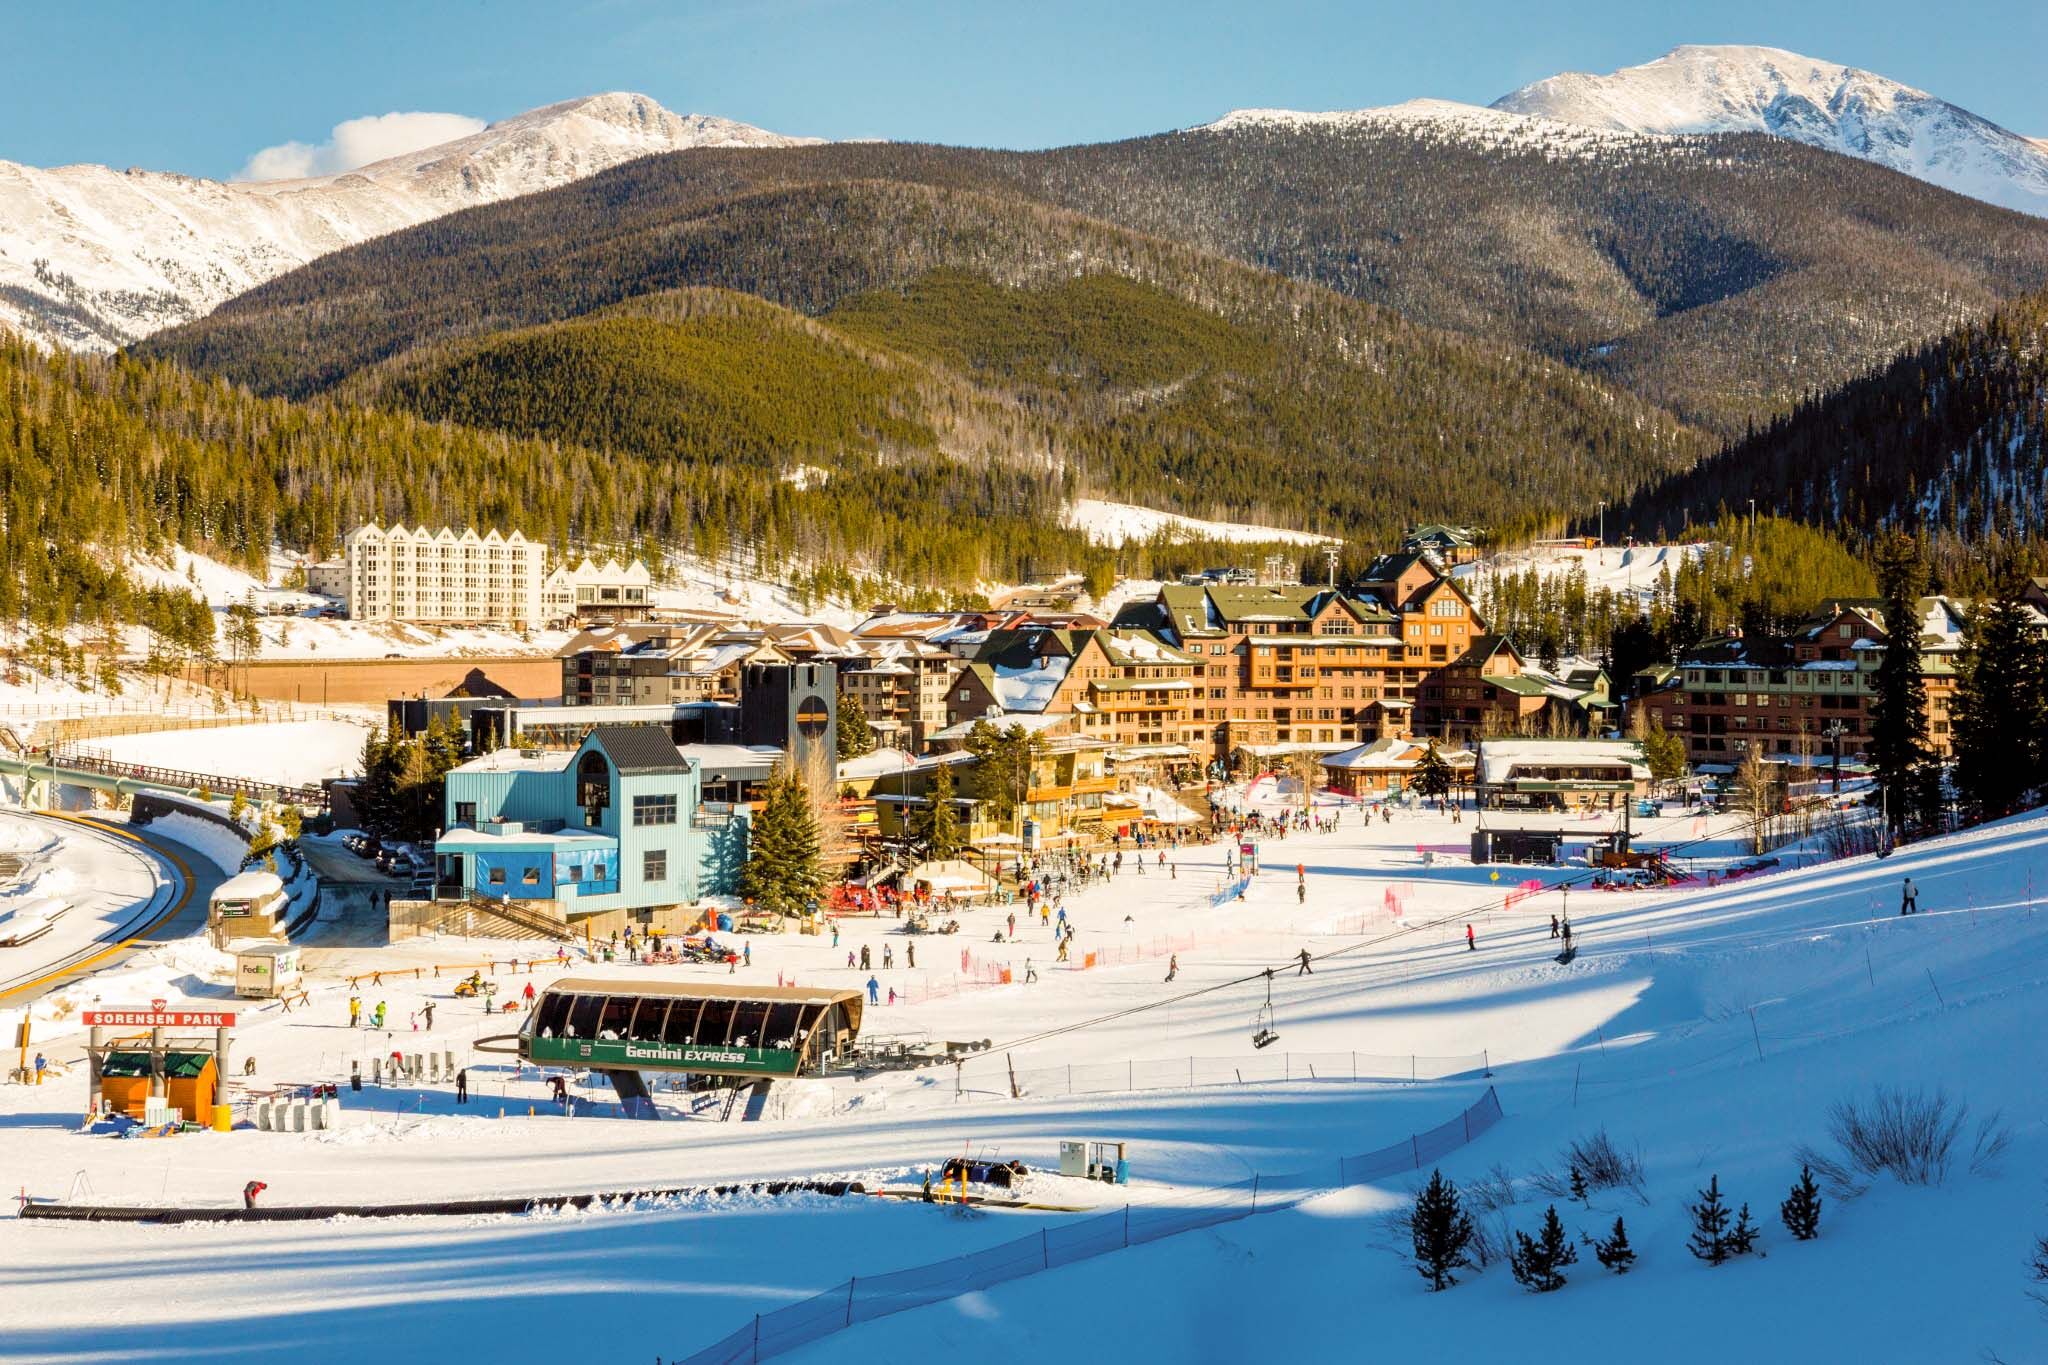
[
  {"left": 1064, "top": 499, "right": 1338, "bottom": 549},
  {"left": 5, "top": 791, "right": 2046, "bottom": 1363}
]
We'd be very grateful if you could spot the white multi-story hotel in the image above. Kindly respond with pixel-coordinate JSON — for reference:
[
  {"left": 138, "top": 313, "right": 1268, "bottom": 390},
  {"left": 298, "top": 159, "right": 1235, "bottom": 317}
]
[{"left": 342, "top": 525, "right": 548, "bottom": 628}]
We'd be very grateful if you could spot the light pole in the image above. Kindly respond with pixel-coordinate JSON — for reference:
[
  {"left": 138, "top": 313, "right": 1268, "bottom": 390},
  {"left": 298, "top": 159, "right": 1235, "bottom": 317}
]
[
  {"left": 1597, "top": 500, "right": 1605, "bottom": 548},
  {"left": 1747, "top": 499, "right": 1756, "bottom": 536},
  {"left": 1823, "top": 719, "right": 1844, "bottom": 795}
]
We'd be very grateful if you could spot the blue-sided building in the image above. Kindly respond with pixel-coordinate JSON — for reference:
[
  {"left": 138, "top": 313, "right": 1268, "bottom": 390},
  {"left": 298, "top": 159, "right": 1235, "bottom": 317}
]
[{"left": 434, "top": 726, "right": 749, "bottom": 925}]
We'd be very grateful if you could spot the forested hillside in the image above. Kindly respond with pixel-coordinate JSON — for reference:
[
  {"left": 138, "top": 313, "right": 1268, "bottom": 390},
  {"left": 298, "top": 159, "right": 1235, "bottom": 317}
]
[
  {"left": 340, "top": 264, "right": 1707, "bottom": 548},
  {"left": 143, "top": 127, "right": 2048, "bottom": 435},
  {"left": 1620, "top": 289, "right": 2048, "bottom": 586}
]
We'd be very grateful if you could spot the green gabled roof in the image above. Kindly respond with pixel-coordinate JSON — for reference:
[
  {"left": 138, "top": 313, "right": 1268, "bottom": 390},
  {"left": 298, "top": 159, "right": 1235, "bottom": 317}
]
[
  {"left": 1486, "top": 674, "right": 1552, "bottom": 697},
  {"left": 1092, "top": 629, "right": 1196, "bottom": 667}
]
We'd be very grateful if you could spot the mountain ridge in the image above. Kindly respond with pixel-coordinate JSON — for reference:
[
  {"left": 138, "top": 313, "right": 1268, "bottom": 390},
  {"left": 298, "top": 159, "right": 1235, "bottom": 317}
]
[{"left": 0, "top": 92, "right": 816, "bottom": 351}]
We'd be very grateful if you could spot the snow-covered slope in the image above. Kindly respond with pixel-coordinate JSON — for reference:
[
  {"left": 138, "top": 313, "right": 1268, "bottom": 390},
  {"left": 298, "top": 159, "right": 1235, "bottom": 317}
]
[
  {"left": 1493, "top": 44, "right": 2048, "bottom": 217},
  {"left": 0, "top": 93, "right": 820, "bottom": 351},
  {"left": 1198, "top": 98, "right": 1688, "bottom": 162}
]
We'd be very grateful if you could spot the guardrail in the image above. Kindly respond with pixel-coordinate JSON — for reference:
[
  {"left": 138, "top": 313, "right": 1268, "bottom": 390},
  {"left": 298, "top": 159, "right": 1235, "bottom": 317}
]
[{"left": 44, "top": 745, "right": 327, "bottom": 809}]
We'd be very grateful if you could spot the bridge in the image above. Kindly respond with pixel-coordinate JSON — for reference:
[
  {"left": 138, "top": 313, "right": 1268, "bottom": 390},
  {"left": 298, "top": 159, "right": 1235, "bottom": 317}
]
[{"left": 0, "top": 746, "right": 328, "bottom": 810}]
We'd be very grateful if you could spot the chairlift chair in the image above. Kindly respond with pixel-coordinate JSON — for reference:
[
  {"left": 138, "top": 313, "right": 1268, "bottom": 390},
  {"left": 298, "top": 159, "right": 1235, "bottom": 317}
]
[{"left": 1251, "top": 968, "right": 1279, "bottom": 1049}]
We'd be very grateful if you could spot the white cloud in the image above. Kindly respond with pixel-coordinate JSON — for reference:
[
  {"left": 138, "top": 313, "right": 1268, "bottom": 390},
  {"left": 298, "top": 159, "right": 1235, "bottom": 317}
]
[{"left": 235, "top": 110, "right": 487, "bottom": 181}]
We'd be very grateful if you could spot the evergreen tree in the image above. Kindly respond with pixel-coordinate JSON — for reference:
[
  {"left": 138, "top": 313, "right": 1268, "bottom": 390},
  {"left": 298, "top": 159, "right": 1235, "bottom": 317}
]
[
  {"left": 1869, "top": 532, "right": 1932, "bottom": 836},
  {"left": 1951, "top": 574, "right": 2047, "bottom": 822},
  {"left": 1780, "top": 1164, "right": 1822, "bottom": 1240},
  {"left": 1726, "top": 1200, "right": 1759, "bottom": 1257},
  {"left": 738, "top": 763, "right": 826, "bottom": 918},
  {"left": 836, "top": 693, "right": 874, "bottom": 760},
  {"left": 914, "top": 760, "right": 964, "bottom": 861},
  {"left": 1415, "top": 741, "right": 1452, "bottom": 800},
  {"left": 1591, "top": 1216, "right": 1636, "bottom": 1273},
  {"left": 1509, "top": 1204, "right": 1578, "bottom": 1292},
  {"left": 1569, "top": 1165, "right": 1589, "bottom": 1206},
  {"left": 1687, "top": 1175, "right": 1740, "bottom": 1265},
  {"left": 1410, "top": 1169, "right": 1477, "bottom": 1292}
]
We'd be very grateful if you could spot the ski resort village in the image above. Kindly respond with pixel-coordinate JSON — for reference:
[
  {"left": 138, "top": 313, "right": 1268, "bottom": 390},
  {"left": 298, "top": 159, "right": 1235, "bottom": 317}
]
[{"left": 7, "top": 14, "right": 2048, "bottom": 1363}]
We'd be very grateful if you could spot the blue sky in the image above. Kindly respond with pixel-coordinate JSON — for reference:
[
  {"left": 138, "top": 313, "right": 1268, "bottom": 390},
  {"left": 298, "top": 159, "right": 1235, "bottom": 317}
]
[{"left": 9, "top": 0, "right": 2046, "bottom": 178}]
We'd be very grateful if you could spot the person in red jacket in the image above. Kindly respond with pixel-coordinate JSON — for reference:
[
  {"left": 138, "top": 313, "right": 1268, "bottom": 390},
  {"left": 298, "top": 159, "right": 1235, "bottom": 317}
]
[
  {"left": 1465, "top": 925, "right": 1476, "bottom": 952},
  {"left": 243, "top": 1180, "right": 267, "bottom": 1209}
]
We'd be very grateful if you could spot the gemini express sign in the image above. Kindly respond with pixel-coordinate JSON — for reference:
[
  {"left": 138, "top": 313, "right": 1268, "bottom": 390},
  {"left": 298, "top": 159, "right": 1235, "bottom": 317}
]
[{"left": 527, "top": 1035, "right": 800, "bottom": 1076}]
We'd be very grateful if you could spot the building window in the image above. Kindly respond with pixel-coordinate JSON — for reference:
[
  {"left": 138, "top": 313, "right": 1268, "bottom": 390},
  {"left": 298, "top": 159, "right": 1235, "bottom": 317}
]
[
  {"left": 644, "top": 849, "right": 668, "bottom": 882},
  {"left": 487, "top": 867, "right": 506, "bottom": 886},
  {"left": 633, "top": 794, "right": 678, "bottom": 826},
  {"left": 521, "top": 866, "right": 541, "bottom": 886},
  {"left": 455, "top": 801, "right": 476, "bottom": 826}
]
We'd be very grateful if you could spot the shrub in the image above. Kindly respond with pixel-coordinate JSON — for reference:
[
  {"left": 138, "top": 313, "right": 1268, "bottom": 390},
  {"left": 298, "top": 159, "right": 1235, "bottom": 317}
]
[
  {"left": 1796, "top": 1086, "right": 2010, "bottom": 1193},
  {"left": 1532, "top": 1127, "right": 1646, "bottom": 1202}
]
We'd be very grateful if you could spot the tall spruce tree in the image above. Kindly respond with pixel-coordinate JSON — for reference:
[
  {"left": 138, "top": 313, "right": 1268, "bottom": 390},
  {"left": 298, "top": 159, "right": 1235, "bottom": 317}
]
[
  {"left": 1869, "top": 533, "right": 1932, "bottom": 835},
  {"left": 915, "top": 760, "right": 964, "bottom": 861},
  {"left": 1411, "top": 1169, "right": 1477, "bottom": 1291},
  {"left": 1686, "top": 1174, "right": 1739, "bottom": 1265},
  {"left": 1952, "top": 574, "right": 2047, "bottom": 821},
  {"left": 1416, "top": 741, "right": 1452, "bottom": 800},
  {"left": 739, "top": 763, "right": 826, "bottom": 918},
  {"left": 836, "top": 693, "right": 874, "bottom": 760}
]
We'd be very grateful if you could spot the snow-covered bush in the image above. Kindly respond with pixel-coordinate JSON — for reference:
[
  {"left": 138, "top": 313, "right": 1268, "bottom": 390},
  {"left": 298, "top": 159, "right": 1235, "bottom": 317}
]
[{"left": 1797, "top": 1085, "right": 2009, "bottom": 1194}]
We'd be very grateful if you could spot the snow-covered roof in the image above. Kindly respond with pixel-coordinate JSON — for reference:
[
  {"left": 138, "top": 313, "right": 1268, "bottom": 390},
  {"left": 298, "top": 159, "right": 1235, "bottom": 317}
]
[
  {"left": 214, "top": 870, "right": 285, "bottom": 900},
  {"left": 836, "top": 747, "right": 917, "bottom": 781},
  {"left": 990, "top": 655, "right": 1071, "bottom": 712},
  {"left": 1478, "top": 739, "right": 1648, "bottom": 785}
]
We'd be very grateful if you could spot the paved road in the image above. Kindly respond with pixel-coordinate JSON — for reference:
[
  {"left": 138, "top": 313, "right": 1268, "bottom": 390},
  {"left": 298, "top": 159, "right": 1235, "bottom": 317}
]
[
  {"left": 297, "top": 838, "right": 404, "bottom": 955},
  {"left": 0, "top": 815, "right": 221, "bottom": 1007}
]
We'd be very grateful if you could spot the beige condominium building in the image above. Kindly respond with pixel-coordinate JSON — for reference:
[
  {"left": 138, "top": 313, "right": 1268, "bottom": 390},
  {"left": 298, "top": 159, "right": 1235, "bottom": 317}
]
[{"left": 343, "top": 524, "right": 548, "bottom": 628}]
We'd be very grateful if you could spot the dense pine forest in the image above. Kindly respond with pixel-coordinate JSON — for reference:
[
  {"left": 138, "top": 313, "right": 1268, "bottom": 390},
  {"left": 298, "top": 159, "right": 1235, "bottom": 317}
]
[{"left": 1620, "top": 289, "right": 2048, "bottom": 590}]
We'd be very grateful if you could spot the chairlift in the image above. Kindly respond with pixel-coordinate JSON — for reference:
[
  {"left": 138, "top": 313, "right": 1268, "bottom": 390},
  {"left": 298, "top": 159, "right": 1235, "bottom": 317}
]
[{"left": 1251, "top": 968, "right": 1279, "bottom": 1049}]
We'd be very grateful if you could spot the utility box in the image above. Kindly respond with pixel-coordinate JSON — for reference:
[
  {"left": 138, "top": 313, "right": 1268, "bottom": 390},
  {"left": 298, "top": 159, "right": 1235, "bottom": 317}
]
[
  {"left": 1060, "top": 1138, "right": 1129, "bottom": 1184},
  {"left": 234, "top": 943, "right": 304, "bottom": 999}
]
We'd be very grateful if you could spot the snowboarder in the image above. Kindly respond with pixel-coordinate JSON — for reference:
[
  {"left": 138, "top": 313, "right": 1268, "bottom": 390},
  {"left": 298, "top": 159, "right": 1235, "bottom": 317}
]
[
  {"left": 1465, "top": 925, "right": 1476, "bottom": 952},
  {"left": 1900, "top": 878, "right": 1919, "bottom": 915},
  {"left": 456, "top": 1068, "right": 469, "bottom": 1103},
  {"left": 1549, "top": 915, "right": 1559, "bottom": 939},
  {"left": 1296, "top": 948, "right": 1313, "bottom": 976},
  {"left": 860, "top": 944, "right": 872, "bottom": 970},
  {"left": 243, "top": 1180, "right": 267, "bottom": 1209},
  {"left": 866, "top": 975, "right": 880, "bottom": 1004},
  {"left": 1164, "top": 954, "right": 1178, "bottom": 983}
]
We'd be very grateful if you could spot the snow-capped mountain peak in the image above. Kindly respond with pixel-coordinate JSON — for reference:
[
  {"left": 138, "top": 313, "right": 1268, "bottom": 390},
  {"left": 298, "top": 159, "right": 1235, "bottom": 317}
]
[
  {"left": 1195, "top": 97, "right": 1691, "bottom": 161},
  {"left": 1492, "top": 44, "right": 2048, "bottom": 217},
  {"left": 0, "top": 93, "right": 821, "bottom": 352}
]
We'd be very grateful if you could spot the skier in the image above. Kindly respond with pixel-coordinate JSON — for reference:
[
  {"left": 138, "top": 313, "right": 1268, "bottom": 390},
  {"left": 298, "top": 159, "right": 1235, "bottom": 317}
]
[
  {"left": 372, "top": 1001, "right": 387, "bottom": 1029},
  {"left": 1465, "top": 924, "right": 1476, "bottom": 952},
  {"left": 522, "top": 980, "right": 536, "bottom": 1006},
  {"left": 1900, "top": 877, "right": 1919, "bottom": 915},
  {"left": 1296, "top": 948, "right": 1313, "bottom": 976},
  {"left": 1164, "top": 954, "right": 1178, "bottom": 983},
  {"left": 1549, "top": 914, "right": 1559, "bottom": 940},
  {"left": 906, "top": 941, "right": 916, "bottom": 969},
  {"left": 882, "top": 944, "right": 893, "bottom": 970},
  {"left": 1007, "top": 912, "right": 1016, "bottom": 939},
  {"left": 348, "top": 995, "right": 361, "bottom": 1027},
  {"left": 866, "top": 975, "right": 880, "bottom": 1005},
  {"left": 549, "top": 1075, "right": 568, "bottom": 1105},
  {"left": 455, "top": 1068, "right": 469, "bottom": 1104},
  {"left": 1056, "top": 938, "right": 1069, "bottom": 962},
  {"left": 743, "top": 940, "right": 752, "bottom": 967},
  {"left": 1297, "top": 881, "right": 1306, "bottom": 905},
  {"left": 831, "top": 922, "right": 840, "bottom": 948},
  {"left": 1025, "top": 959, "right": 1038, "bottom": 983}
]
